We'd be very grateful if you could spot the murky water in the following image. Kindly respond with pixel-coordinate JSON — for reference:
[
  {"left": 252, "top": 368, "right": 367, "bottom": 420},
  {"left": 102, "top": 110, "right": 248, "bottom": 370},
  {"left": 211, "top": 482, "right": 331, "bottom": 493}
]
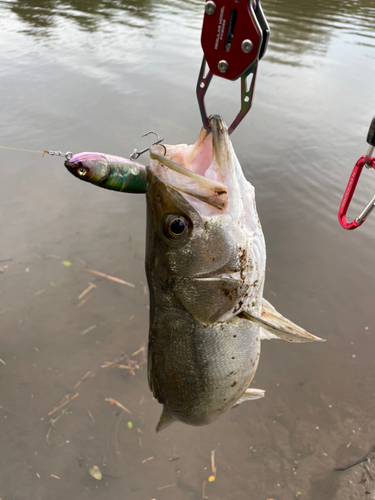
[{"left": 1, "top": 0, "right": 375, "bottom": 498}]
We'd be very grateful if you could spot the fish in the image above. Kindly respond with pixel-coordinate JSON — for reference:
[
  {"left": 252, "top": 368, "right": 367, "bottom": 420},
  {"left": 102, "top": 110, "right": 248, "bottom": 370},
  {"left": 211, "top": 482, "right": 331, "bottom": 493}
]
[{"left": 65, "top": 115, "right": 324, "bottom": 432}]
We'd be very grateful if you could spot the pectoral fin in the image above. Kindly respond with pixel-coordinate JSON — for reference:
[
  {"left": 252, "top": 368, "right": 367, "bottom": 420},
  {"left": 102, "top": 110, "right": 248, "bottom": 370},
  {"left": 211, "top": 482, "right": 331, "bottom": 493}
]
[
  {"left": 259, "top": 327, "right": 279, "bottom": 340},
  {"left": 241, "top": 298, "right": 325, "bottom": 343},
  {"left": 232, "top": 388, "right": 265, "bottom": 408},
  {"left": 174, "top": 276, "right": 242, "bottom": 325}
]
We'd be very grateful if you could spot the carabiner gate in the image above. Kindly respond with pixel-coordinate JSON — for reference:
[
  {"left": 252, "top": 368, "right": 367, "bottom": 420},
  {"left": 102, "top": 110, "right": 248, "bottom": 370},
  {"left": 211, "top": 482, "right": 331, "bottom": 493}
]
[
  {"left": 338, "top": 155, "right": 375, "bottom": 230},
  {"left": 339, "top": 116, "right": 375, "bottom": 230},
  {"left": 197, "top": 61, "right": 258, "bottom": 135}
]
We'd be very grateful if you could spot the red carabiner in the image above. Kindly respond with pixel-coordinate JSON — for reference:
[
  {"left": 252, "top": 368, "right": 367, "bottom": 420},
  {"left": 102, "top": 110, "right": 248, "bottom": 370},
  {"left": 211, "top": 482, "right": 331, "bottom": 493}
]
[{"left": 338, "top": 155, "right": 375, "bottom": 230}]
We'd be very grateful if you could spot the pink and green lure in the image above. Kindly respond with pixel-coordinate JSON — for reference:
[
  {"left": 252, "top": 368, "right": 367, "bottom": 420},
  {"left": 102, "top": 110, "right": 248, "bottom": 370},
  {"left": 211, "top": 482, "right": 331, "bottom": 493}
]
[{"left": 64, "top": 152, "right": 148, "bottom": 193}]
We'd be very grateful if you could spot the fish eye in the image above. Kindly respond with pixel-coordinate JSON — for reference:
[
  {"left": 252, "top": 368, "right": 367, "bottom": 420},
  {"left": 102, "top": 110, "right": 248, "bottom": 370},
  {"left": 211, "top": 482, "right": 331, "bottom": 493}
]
[
  {"left": 164, "top": 215, "right": 190, "bottom": 241},
  {"left": 170, "top": 218, "right": 185, "bottom": 235},
  {"left": 77, "top": 165, "right": 87, "bottom": 177}
]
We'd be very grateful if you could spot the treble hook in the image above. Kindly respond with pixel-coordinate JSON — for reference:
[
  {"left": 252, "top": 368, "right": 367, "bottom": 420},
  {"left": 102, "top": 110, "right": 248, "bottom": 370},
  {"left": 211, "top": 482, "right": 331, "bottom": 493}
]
[{"left": 130, "top": 131, "right": 165, "bottom": 160}]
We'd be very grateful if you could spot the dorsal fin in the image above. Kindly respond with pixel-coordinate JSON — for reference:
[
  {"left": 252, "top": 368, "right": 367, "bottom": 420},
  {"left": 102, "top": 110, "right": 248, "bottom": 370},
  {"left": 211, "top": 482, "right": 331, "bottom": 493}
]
[{"left": 156, "top": 408, "right": 174, "bottom": 433}]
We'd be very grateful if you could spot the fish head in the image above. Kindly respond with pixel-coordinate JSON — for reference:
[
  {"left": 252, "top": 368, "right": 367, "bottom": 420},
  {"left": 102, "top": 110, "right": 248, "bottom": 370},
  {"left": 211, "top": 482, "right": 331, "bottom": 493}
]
[
  {"left": 64, "top": 152, "right": 112, "bottom": 184},
  {"left": 146, "top": 115, "right": 266, "bottom": 325}
]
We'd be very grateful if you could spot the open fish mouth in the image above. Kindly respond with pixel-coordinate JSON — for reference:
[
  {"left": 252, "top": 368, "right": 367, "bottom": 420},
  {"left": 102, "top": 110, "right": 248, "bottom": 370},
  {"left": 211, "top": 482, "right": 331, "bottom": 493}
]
[{"left": 149, "top": 115, "right": 231, "bottom": 211}]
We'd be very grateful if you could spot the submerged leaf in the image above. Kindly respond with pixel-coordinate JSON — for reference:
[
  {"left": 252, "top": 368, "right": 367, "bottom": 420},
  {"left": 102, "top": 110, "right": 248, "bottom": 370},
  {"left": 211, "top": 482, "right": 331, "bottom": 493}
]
[
  {"left": 89, "top": 465, "right": 102, "bottom": 480},
  {"left": 81, "top": 325, "right": 97, "bottom": 336}
]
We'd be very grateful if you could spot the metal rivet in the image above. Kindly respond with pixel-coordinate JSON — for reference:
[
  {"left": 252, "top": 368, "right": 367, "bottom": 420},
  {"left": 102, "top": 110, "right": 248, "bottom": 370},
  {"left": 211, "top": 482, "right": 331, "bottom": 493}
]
[
  {"left": 241, "top": 39, "right": 253, "bottom": 53},
  {"left": 205, "top": 1, "right": 216, "bottom": 15},
  {"left": 218, "top": 60, "right": 229, "bottom": 73}
]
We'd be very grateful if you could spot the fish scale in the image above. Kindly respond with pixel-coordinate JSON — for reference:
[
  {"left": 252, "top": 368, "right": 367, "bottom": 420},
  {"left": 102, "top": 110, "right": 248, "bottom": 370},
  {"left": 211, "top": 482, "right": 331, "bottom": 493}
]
[{"left": 148, "top": 309, "right": 260, "bottom": 429}]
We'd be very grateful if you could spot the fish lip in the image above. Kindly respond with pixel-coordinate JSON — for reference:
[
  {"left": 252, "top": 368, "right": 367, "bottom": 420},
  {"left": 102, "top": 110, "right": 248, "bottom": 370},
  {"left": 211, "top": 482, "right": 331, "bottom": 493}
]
[
  {"left": 149, "top": 146, "right": 228, "bottom": 211},
  {"left": 147, "top": 115, "right": 231, "bottom": 211},
  {"left": 209, "top": 115, "right": 230, "bottom": 168},
  {"left": 209, "top": 114, "right": 227, "bottom": 133}
]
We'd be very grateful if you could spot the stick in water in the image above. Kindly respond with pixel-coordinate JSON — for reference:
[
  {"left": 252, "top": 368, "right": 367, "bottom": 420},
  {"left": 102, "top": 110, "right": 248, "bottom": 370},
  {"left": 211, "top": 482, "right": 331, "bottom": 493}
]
[{"left": 85, "top": 269, "right": 135, "bottom": 288}]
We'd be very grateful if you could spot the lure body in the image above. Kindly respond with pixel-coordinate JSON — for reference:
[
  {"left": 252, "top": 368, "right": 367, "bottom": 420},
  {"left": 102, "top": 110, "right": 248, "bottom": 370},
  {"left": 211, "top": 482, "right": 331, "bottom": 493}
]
[{"left": 65, "top": 152, "right": 148, "bottom": 193}]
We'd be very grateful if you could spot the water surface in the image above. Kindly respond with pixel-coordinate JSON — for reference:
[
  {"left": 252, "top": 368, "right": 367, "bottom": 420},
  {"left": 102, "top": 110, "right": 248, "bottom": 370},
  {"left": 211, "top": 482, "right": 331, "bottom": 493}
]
[{"left": 1, "top": 1, "right": 375, "bottom": 498}]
